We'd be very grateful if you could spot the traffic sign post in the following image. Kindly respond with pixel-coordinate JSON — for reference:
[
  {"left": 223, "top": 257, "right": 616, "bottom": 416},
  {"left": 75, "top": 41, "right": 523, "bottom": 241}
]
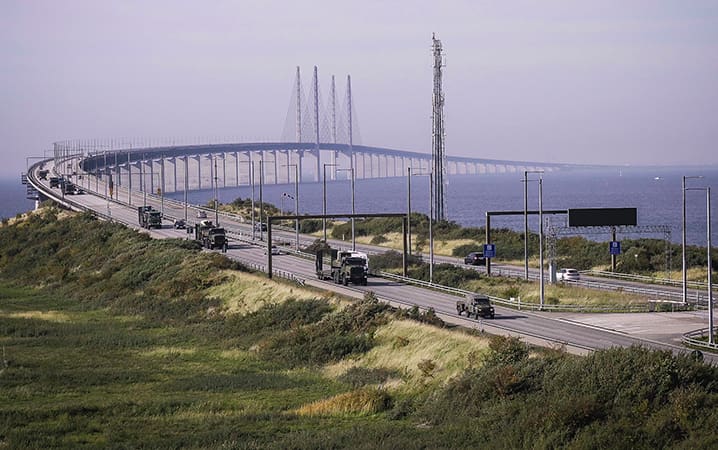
[{"left": 483, "top": 243, "right": 496, "bottom": 259}]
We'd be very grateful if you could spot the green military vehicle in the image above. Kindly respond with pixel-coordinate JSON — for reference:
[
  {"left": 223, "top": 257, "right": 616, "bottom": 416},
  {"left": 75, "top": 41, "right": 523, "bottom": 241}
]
[
  {"left": 316, "top": 250, "right": 368, "bottom": 286},
  {"left": 456, "top": 294, "right": 495, "bottom": 319},
  {"left": 137, "top": 206, "right": 162, "bottom": 229},
  {"left": 194, "top": 220, "right": 227, "bottom": 250}
]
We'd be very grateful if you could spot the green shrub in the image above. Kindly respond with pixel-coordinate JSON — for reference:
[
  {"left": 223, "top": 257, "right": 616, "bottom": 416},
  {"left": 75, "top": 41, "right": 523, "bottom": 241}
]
[
  {"left": 299, "top": 219, "right": 323, "bottom": 234},
  {"left": 452, "top": 243, "right": 480, "bottom": 257},
  {"left": 400, "top": 306, "right": 445, "bottom": 328},
  {"left": 258, "top": 294, "right": 390, "bottom": 367},
  {"left": 369, "top": 250, "right": 422, "bottom": 271},
  {"left": 337, "top": 367, "right": 400, "bottom": 388}
]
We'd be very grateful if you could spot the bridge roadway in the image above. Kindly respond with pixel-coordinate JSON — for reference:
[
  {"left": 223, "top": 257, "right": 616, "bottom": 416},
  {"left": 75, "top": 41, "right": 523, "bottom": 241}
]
[{"left": 29, "top": 158, "right": 715, "bottom": 363}]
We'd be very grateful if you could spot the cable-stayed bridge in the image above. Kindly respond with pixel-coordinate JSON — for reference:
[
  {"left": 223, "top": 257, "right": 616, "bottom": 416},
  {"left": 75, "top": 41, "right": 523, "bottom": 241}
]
[{"left": 50, "top": 66, "right": 601, "bottom": 198}]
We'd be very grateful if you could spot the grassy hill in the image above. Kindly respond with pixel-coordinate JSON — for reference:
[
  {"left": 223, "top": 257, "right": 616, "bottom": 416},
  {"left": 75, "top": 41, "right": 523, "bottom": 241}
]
[{"left": 1, "top": 207, "right": 718, "bottom": 448}]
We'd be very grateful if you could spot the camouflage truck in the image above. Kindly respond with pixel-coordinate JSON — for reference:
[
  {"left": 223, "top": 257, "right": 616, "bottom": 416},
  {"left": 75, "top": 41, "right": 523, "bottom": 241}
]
[
  {"left": 137, "top": 206, "right": 162, "bottom": 229},
  {"left": 194, "top": 220, "right": 227, "bottom": 250},
  {"left": 316, "top": 250, "right": 368, "bottom": 286},
  {"left": 456, "top": 294, "right": 495, "bottom": 319}
]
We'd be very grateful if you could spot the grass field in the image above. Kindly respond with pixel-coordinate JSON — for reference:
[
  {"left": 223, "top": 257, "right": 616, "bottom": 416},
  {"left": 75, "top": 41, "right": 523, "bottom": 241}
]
[{"left": 3, "top": 208, "right": 718, "bottom": 448}]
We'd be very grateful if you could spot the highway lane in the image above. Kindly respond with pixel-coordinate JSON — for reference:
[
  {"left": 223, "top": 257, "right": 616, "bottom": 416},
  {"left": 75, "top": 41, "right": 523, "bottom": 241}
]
[{"left": 29, "top": 159, "right": 716, "bottom": 362}]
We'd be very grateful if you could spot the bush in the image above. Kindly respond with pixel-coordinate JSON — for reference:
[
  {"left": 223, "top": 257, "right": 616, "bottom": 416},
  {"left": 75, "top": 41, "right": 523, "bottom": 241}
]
[
  {"left": 400, "top": 306, "right": 445, "bottom": 328},
  {"left": 299, "top": 219, "right": 323, "bottom": 234},
  {"left": 337, "top": 367, "right": 400, "bottom": 388},
  {"left": 484, "top": 335, "right": 529, "bottom": 367},
  {"left": 258, "top": 293, "right": 390, "bottom": 367},
  {"left": 369, "top": 250, "right": 422, "bottom": 271},
  {"left": 452, "top": 243, "right": 480, "bottom": 257}
]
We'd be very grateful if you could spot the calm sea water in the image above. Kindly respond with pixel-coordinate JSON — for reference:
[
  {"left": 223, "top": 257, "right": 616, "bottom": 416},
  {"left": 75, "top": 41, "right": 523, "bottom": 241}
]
[
  {"left": 3, "top": 168, "right": 716, "bottom": 246},
  {"left": 0, "top": 178, "right": 35, "bottom": 220},
  {"left": 169, "top": 166, "right": 718, "bottom": 246}
]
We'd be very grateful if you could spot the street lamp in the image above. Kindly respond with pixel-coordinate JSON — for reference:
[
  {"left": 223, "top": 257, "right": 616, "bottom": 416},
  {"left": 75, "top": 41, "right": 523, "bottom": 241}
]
[
  {"left": 281, "top": 192, "right": 294, "bottom": 215},
  {"left": 336, "top": 168, "right": 355, "bottom": 250},
  {"left": 238, "top": 160, "right": 255, "bottom": 239},
  {"left": 213, "top": 156, "right": 220, "bottom": 226},
  {"left": 406, "top": 169, "right": 434, "bottom": 282},
  {"left": 683, "top": 175, "right": 704, "bottom": 305},
  {"left": 523, "top": 170, "right": 544, "bottom": 280},
  {"left": 686, "top": 186, "right": 713, "bottom": 344},
  {"left": 281, "top": 164, "right": 300, "bottom": 250},
  {"left": 430, "top": 171, "right": 434, "bottom": 284},
  {"left": 323, "top": 163, "right": 337, "bottom": 241},
  {"left": 259, "top": 158, "right": 274, "bottom": 241}
]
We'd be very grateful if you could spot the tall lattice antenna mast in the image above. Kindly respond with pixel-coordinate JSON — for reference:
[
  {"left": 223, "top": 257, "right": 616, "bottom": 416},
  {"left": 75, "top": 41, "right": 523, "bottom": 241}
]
[{"left": 431, "top": 33, "right": 447, "bottom": 221}]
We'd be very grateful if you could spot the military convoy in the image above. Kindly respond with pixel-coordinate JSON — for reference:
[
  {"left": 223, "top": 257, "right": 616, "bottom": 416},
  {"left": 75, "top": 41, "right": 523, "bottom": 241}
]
[
  {"left": 137, "top": 206, "right": 163, "bottom": 229},
  {"left": 194, "top": 220, "right": 227, "bottom": 250},
  {"left": 316, "top": 249, "right": 369, "bottom": 286},
  {"left": 456, "top": 294, "right": 495, "bottom": 319}
]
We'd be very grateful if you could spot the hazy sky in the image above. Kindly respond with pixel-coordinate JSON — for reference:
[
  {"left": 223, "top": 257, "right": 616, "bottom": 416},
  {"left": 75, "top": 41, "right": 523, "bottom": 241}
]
[{"left": 2, "top": 0, "right": 718, "bottom": 177}]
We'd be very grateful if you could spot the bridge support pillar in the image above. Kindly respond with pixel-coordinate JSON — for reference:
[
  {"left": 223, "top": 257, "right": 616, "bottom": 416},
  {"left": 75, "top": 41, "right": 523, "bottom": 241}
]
[
  {"left": 234, "top": 152, "right": 240, "bottom": 186},
  {"left": 150, "top": 159, "right": 155, "bottom": 194},
  {"left": 222, "top": 153, "right": 227, "bottom": 188}
]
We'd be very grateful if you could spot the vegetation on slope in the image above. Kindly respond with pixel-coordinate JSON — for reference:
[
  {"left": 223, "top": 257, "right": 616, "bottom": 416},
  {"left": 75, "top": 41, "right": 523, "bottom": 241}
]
[
  {"left": 329, "top": 215, "right": 716, "bottom": 278},
  {"left": 2, "top": 207, "right": 718, "bottom": 448}
]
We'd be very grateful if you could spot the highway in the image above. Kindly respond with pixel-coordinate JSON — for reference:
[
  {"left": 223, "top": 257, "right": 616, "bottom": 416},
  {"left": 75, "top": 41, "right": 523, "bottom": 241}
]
[{"left": 28, "top": 158, "right": 717, "bottom": 362}]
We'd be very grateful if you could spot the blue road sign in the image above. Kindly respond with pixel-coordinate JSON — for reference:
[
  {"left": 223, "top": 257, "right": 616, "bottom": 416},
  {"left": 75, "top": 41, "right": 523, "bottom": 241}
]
[
  {"left": 483, "top": 243, "right": 496, "bottom": 258},
  {"left": 610, "top": 241, "right": 621, "bottom": 255}
]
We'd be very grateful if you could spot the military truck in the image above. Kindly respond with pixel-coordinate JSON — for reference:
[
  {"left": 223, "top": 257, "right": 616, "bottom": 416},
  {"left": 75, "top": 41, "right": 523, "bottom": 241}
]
[
  {"left": 456, "top": 294, "right": 495, "bottom": 319},
  {"left": 137, "top": 206, "right": 162, "bottom": 229},
  {"left": 316, "top": 250, "right": 368, "bottom": 286},
  {"left": 61, "top": 180, "right": 77, "bottom": 195},
  {"left": 194, "top": 220, "right": 227, "bottom": 250}
]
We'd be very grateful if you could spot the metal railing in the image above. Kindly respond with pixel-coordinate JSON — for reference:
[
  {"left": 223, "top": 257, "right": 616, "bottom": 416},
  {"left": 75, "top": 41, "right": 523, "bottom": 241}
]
[
  {"left": 375, "top": 271, "right": 656, "bottom": 313},
  {"left": 584, "top": 269, "right": 714, "bottom": 291},
  {"left": 682, "top": 328, "right": 718, "bottom": 351}
]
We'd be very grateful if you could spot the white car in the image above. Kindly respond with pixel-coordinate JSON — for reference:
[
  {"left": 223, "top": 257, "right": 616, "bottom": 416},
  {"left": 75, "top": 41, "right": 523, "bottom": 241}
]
[
  {"left": 556, "top": 268, "right": 580, "bottom": 282},
  {"left": 196, "top": 210, "right": 207, "bottom": 219},
  {"left": 264, "top": 245, "right": 281, "bottom": 255}
]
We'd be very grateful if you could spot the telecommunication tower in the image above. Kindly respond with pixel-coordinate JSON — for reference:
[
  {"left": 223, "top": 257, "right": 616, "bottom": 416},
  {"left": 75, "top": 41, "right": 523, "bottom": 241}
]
[{"left": 431, "top": 33, "right": 447, "bottom": 221}]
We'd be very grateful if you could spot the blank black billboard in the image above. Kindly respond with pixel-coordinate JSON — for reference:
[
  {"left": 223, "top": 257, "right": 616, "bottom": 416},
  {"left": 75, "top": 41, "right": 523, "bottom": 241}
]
[{"left": 568, "top": 208, "right": 637, "bottom": 227}]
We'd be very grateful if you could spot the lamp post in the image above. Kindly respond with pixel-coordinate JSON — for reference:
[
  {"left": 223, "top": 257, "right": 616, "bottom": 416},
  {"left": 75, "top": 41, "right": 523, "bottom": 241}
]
[
  {"left": 683, "top": 175, "right": 704, "bottom": 305},
  {"left": 538, "top": 176, "right": 544, "bottom": 310},
  {"left": 407, "top": 169, "right": 433, "bottom": 281},
  {"left": 337, "top": 168, "right": 355, "bottom": 250},
  {"left": 686, "top": 186, "right": 714, "bottom": 344},
  {"left": 258, "top": 158, "right": 274, "bottom": 241},
  {"left": 282, "top": 164, "right": 300, "bottom": 250},
  {"left": 281, "top": 192, "right": 294, "bottom": 215},
  {"left": 429, "top": 172, "right": 434, "bottom": 284},
  {"left": 213, "top": 156, "right": 219, "bottom": 226},
  {"left": 238, "top": 160, "right": 255, "bottom": 239},
  {"left": 523, "top": 170, "right": 544, "bottom": 280},
  {"left": 323, "top": 163, "right": 337, "bottom": 241}
]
